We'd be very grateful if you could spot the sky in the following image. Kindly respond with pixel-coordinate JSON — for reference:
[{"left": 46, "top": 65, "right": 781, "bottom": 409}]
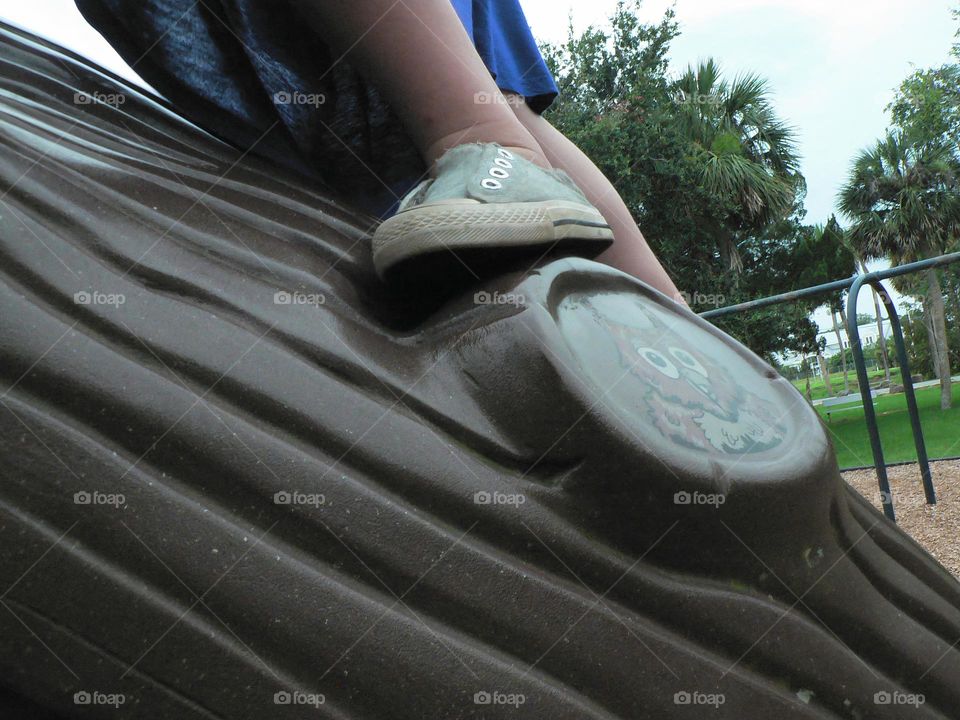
[
  {"left": 1, "top": 0, "right": 956, "bottom": 324},
  {"left": 517, "top": 0, "right": 958, "bottom": 325},
  {"left": 519, "top": 0, "right": 958, "bottom": 226}
]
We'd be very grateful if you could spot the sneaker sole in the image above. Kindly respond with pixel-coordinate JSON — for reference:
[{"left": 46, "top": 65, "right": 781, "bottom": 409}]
[{"left": 372, "top": 200, "right": 615, "bottom": 280}]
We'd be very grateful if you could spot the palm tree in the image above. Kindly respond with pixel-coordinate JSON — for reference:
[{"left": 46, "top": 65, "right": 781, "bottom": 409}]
[
  {"left": 820, "top": 218, "right": 858, "bottom": 394},
  {"left": 674, "top": 60, "right": 803, "bottom": 273},
  {"left": 853, "top": 253, "right": 893, "bottom": 385},
  {"left": 891, "top": 269, "right": 946, "bottom": 381},
  {"left": 839, "top": 132, "right": 960, "bottom": 409},
  {"left": 792, "top": 218, "right": 857, "bottom": 396},
  {"left": 830, "top": 307, "right": 850, "bottom": 395}
]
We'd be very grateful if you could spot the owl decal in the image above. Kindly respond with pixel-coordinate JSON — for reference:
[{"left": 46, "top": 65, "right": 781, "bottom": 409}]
[{"left": 583, "top": 297, "right": 787, "bottom": 455}]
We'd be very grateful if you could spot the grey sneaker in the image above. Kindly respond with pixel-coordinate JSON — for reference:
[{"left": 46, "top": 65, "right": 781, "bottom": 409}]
[{"left": 372, "top": 143, "right": 614, "bottom": 280}]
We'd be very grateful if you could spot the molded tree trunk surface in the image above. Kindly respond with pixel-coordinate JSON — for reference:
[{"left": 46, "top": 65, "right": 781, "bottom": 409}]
[{"left": 1, "top": 22, "right": 959, "bottom": 720}]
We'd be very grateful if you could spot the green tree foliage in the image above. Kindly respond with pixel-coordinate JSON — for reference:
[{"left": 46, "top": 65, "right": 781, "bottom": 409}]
[
  {"left": 889, "top": 4, "right": 960, "bottom": 145},
  {"left": 672, "top": 60, "right": 803, "bottom": 272},
  {"left": 889, "top": 65, "right": 960, "bottom": 145},
  {"left": 541, "top": 1, "right": 813, "bottom": 360},
  {"left": 839, "top": 132, "right": 960, "bottom": 408},
  {"left": 788, "top": 218, "right": 858, "bottom": 394},
  {"left": 791, "top": 217, "right": 856, "bottom": 290},
  {"left": 870, "top": 6, "right": 960, "bottom": 409},
  {"left": 838, "top": 134, "right": 960, "bottom": 261}
]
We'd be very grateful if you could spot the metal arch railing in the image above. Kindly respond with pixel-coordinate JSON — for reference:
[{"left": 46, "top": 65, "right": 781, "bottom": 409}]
[
  {"left": 846, "top": 274, "right": 934, "bottom": 520},
  {"left": 701, "top": 250, "right": 960, "bottom": 521}
]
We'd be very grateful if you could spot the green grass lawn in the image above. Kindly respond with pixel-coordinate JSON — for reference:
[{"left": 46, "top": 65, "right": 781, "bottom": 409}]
[
  {"left": 791, "top": 367, "right": 902, "bottom": 401},
  {"left": 817, "top": 383, "right": 960, "bottom": 468}
]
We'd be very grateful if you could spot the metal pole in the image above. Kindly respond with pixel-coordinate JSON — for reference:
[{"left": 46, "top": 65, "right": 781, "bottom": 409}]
[
  {"left": 702, "top": 251, "right": 960, "bottom": 320},
  {"left": 870, "top": 280, "right": 936, "bottom": 504},
  {"left": 701, "top": 276, "right": 857, "bottom": 319},
  {"left": 846, "top": 275, "right": 895, "bottom": 521},
  {"left": 698, "top": 250, "right": 960, "bottom": 519}
]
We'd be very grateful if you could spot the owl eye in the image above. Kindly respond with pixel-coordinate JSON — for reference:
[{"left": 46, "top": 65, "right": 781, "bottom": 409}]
[
  {"left": 669, "top": 346, "right": 707, "bottom": 376},
  {"left": 635, "top": 347, "right": 679, "bottom": 379}
]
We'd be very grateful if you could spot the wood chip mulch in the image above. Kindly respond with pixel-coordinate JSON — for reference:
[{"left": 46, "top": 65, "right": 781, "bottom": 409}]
[{"left": 842, "top": 459, "right": 960, "bottom": 579}]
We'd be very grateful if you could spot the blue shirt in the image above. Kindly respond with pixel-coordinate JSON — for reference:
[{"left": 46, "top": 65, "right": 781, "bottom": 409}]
[{"left": 451, "top": 0, "right": 558, "bottom": 112}]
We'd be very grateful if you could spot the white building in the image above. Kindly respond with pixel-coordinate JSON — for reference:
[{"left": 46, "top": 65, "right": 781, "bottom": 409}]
[{"left": 779, "top": 320, "right": 892, "bottom": 374}]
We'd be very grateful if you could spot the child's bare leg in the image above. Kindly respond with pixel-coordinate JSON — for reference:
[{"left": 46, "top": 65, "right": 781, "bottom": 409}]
[
  {"left": 297, "top": 0, "right": 548, "bottom": 170},
  {"left": 509, "top": 98, "right": 682, "bottom": 301}
]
